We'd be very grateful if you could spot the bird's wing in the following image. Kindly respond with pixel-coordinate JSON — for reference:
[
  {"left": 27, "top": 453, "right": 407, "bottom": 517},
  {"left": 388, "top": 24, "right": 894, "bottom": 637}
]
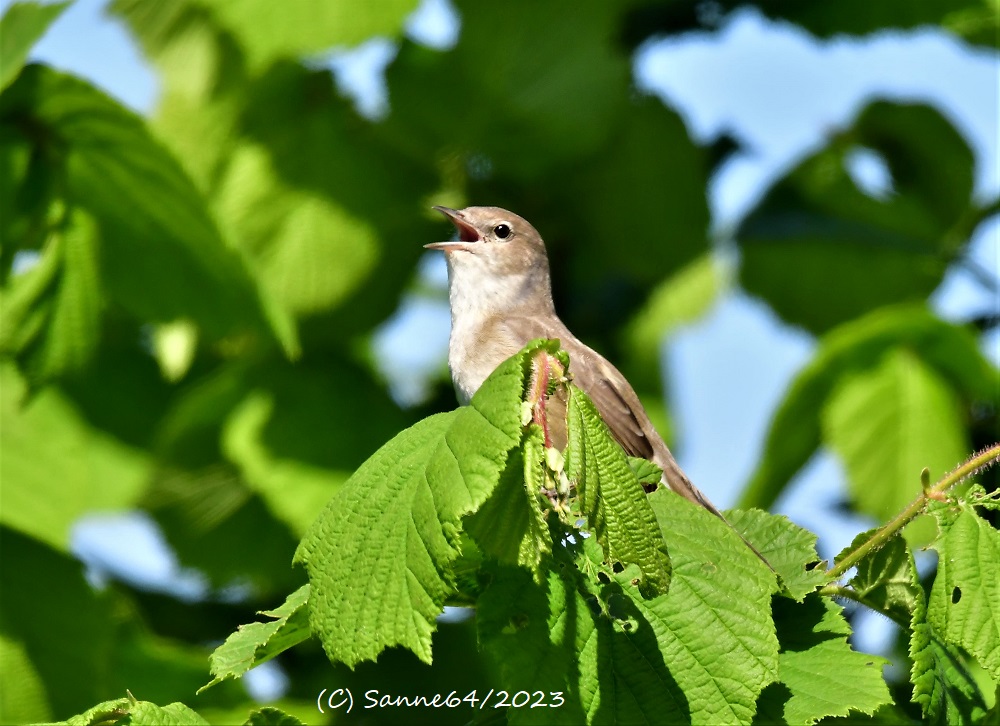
[
  {"left": 570, "top": 344, "right": 726, "bottom": 515},
  {"left": 562, "top": 341, "right": 659, "bottom": 461},
  {"left": 497, "top": 314, "right": 723, "bottom": 515},
  {"left": 497, "top": 315, "right": 656, "bottom": 459}
]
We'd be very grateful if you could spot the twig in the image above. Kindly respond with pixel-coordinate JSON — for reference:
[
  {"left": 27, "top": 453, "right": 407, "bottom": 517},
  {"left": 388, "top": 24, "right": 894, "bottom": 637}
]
[{"left": 826, "top": 442, "right": 1000, "bottom": 581}]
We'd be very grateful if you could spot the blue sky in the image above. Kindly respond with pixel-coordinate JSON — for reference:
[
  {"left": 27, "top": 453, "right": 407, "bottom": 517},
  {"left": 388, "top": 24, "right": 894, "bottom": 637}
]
[{"left": 8, "top": 0, "right": 999, "bottom": 681}]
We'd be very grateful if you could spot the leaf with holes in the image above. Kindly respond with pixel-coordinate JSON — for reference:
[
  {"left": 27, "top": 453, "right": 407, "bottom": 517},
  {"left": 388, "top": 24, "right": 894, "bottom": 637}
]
[
  {"left": 726, "top": 508, "right": 827, "bottom": 602},
  {"left": 909, "top": 540, "right": 988, "bottom": 724},
  {"left": 479, "top": 492, "right": 778, "bottom": 725},
  {"left": 565, "top": 385, "right": 671, "bottom": 597},
  {"left": 926, "top": 501, "right": 1000, "bottom": 683}
]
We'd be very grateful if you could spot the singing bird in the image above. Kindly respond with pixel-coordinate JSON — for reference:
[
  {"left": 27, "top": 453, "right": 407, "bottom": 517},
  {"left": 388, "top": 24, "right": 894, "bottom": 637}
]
[{"left": 425, "top": 205, "right": 724, "bottom": 518}]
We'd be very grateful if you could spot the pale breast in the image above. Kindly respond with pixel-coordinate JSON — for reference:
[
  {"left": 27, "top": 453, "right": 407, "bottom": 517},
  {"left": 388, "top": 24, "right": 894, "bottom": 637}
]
[
  {"left": 448, "top": 315, "right": 523, "bottom": 403},
  {"left": 444, "top": 253, "right": 536, "bottom": 403}
]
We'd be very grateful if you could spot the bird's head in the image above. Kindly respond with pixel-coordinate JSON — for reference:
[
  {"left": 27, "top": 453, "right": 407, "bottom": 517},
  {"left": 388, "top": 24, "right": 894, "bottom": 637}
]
[{"left": 426, "top": 205, "right": 550, "bottom": 280}]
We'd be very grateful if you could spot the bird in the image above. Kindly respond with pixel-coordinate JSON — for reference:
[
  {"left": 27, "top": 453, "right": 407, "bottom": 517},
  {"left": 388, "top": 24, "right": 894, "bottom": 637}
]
[{"left": 425, "top": 205, "right": 725, "bottom": 518}]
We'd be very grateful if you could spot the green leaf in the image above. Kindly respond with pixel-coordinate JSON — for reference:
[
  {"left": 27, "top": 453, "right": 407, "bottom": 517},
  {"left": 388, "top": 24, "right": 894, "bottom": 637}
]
[
  {"left": 0, "top": 208, "right": 102, "bottom": 383},
  {"left": 149, "top": 356, "right": 407, "bottom": 589},
  {"left": 627, "top": 455, "right": 664, "bottom": 488},
  {"left": 927, "top": 503, "right": 1000, "bottom": 683},
  {"left": 558, "top": 97, "right": 711, "bottom": 287},
  {"left": 124, "top": 701, "right": 210, "bottom": 725},
  {"left": 621, "top": 0, "right": 996, "bottom": 50},
  {"left": 738, "top": 101, "right": 975, "bottom": 334},
  {"left": 0, "top": 0, "right": 71, "bottom": 90},
  {"left": 167, "top": 356, "right": 406, "bottom": 518},
  {"left": 566, "top": 385, "right": 671, "bottom": 597},
  {"left": 983, "top": 684, "right": 1000, "bottom": 724},
  {"left": 740, "top": 305, "right": 995, "bottom": 511},
  {"left": 827, "top": 527, "right": 988, "bottom": 722},
  {"left": 968, "top": 484, "right": 1000, "bottom": 512},
  {"left": 842, "top": 532, "right": 921, "bottom": 625},
  {"left": 644, "top": 493, "right": 779, "bottom": 723},
  {"left": 294, "top": 410, "right": 469, "bottom": 667},
  {"left": 479, "top": 492, "right": 778, "bottom": 725},
  {"left": 476, "top": 558, "right": 617, "bottom": 726},
  {"left": 201, "top": 585, "right": 310, "bottom": 692},
  {"left": 383, "top": 0, "right": 630, "bottom": 176},
  {"left": 212, "top": 144, "right": 382, "bottom": 317},
  {"left": 60, "top": 698, "right": 131, "bottom": 726},
  {"left": 243, "top": 707, "right": 305, "bottom": 726},
  {"left": 36, "top": 211, "right": 101, "bottom": 377},
  {"left": 464, "top": 425, "right": 551, "bottom": 575},
  {"left": 822, "top": 349, "right": 969, "bottom": 528},
  {"left": 142, "top": 465, "right": 302, "bottom": 594},
  {"left": 109, "top": 0, "right": 246, "bottom": 192},
  {"left": 725, "top": 509, "right": 827, "bottom": 601},
  {"left": 0, "top": 527, "right": 117, "bottom": 724},
  {"left": 115, "top": 0, "right": 428, "bottom": 319},
  {"left": 0, "top": 219, "right": 64, "bottom": 354},
  {"left": 921, "top": 643, "right": 991, "bottom": 724},
  {"left": 0, "top": 364, "right": 148, "bottom": 550},
  {"left": 237, "top": 61, "right": 440, "bottom": 336},
  {"left": 193, "top": 0, "right": 419, "bottom": 72},
  {"left": 53, "top": 328, "right": 176, "bottom": 449},
  {"left": 755, "top": 595, "right": 892, "bottom": 725},
  {"left": 624, "top": 253, "right": 728, "bottom": 364},
  {"left": 0, "top": 633, "right": 49, "bottom": 725},
  {"left": 105, "top": 626, "right": 247, "bottom": 714},
  {"left": 220, "top": 390, "right": 348, "bottom": 537},
  {"left": 59, "top": 697, "right": 210, "bottom": 726},
  {"left": 117, "top": 41, "right": 439, "bottom": 335},
  {"left": 0, "top": 64, "right": 298, "bottom": 354},
  {"left": 295, "top": 342, "right": 544, "bottom": 667},
  {"left": 909, "top": 540, "right": 988, "bottom": 724}
]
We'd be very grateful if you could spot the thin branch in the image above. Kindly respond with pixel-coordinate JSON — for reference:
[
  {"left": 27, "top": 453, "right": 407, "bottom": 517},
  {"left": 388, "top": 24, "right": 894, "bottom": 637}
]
[{"left": 826, "top": 442, "right": 1000, "bottom": 581}]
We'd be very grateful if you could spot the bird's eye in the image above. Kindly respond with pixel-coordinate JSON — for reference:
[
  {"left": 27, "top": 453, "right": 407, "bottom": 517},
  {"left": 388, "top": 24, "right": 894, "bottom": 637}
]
[{"left": 493, "top": 223, "right": 511, "bottom": 239}]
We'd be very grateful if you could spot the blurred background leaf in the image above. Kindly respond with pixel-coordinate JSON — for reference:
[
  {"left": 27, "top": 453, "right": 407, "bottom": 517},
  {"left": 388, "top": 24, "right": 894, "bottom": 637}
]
[
  {"left": 739, "top": 305, "right": 996, "bottom": 514},
  {"left": 0, "top": 0, "right": 70, "bottom": 90},
  {"left": 738, "top": 101, "right": 976, "bottom": 334},
  {"left": 621, "top": 0, "right": 999, "bottom": 49}
]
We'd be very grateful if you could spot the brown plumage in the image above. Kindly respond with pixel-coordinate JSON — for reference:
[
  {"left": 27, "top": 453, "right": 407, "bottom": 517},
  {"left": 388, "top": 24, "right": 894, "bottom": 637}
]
[{"left": 426, "top": 205, "right": 721, "bottom": 516}]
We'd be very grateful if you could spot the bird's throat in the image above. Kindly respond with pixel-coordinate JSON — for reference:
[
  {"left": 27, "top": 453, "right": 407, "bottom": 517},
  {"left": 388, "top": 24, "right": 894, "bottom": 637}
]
[{"left": 443, "top": 252, "right": 553, "bottom": 324}]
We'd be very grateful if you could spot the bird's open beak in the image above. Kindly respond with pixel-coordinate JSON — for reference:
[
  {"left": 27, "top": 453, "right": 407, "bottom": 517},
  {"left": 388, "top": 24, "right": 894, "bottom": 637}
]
[{"left": 425, "top": 206, "right": 479, "bottom": 252}]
